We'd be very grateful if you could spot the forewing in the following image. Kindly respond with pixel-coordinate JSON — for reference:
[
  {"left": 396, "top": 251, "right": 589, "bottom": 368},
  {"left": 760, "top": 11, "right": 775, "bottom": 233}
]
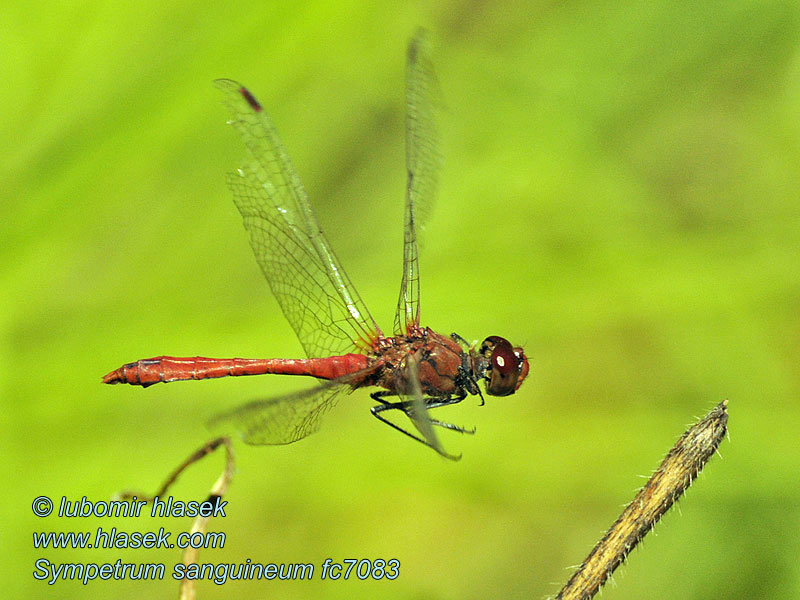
[
  {"left": 216, "top": 79, "right": 379, "bottom": 357},
  {"left": 394, "top": 29, "right": 442, "bottom": 334},
  {"left": 403, "top": 354, "right": 447, "bottom": 457}
]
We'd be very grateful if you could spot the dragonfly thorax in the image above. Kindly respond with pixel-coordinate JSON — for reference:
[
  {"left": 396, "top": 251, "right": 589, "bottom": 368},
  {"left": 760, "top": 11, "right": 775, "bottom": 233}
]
[
  {"left": 373, "top": 328, "right": 528, "bottom": 401},
  {"left": 376, "top": 327, "right": 470, "bottom": 398}
]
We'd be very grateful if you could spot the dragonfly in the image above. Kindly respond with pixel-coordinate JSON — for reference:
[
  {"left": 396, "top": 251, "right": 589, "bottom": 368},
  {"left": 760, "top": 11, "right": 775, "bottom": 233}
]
[{"left": 103, "top": 30, "right": 529, "bottom": 459}]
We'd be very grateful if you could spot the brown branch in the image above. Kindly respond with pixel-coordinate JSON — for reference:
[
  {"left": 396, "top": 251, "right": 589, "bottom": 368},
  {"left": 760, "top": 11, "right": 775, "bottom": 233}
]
[
  {"left": 177, "top": 437, "right": 235, "bottom": 600},
  {"left": 555, "top": 400, "right": 729, "bottom": 600},
  {"left": 114, "top": 437, "right": 235, "bottom": 600}
]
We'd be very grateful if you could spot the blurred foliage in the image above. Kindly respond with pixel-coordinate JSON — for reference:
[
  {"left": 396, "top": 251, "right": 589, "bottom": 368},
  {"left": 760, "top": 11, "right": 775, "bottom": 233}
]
[{"left": 3, "top": 0, "right": 799, "bottom": 598}]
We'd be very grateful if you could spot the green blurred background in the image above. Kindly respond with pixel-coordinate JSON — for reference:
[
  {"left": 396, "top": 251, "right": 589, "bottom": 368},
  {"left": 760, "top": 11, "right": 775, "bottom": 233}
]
[{"left": 3, "top": 0, "right": 799, "bottom": 598}]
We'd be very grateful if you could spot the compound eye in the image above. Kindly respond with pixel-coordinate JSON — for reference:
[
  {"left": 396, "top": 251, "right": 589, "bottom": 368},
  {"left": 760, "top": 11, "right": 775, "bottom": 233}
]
[
  {"left": 480, "top": 336, "right": 522, "bottom": 396},
  {"left": 491, "top": 340, "right": 517, "bottom": 376}
]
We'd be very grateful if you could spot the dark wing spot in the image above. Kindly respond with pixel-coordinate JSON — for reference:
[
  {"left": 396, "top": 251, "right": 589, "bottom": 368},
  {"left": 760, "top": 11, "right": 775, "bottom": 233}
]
[{"left": 240, "top": 87, "right": 262, "bottom": 112}]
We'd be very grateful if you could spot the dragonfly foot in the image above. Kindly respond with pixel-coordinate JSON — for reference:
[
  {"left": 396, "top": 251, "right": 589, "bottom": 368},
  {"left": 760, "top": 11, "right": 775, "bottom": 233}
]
[{"left": 428, "top": 419, "right": 476, "bottom": 435}]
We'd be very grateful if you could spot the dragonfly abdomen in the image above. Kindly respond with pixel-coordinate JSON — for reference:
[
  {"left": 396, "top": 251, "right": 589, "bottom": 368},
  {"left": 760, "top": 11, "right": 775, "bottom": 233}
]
[{"left": 102, "top": 354, "right": 371, "bottom": 387}]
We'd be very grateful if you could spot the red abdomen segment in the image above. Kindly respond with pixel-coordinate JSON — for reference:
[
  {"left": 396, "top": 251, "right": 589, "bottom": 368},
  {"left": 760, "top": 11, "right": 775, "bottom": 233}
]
[{"left": 102, "top": 354, "right": 370, "bottom": 387}]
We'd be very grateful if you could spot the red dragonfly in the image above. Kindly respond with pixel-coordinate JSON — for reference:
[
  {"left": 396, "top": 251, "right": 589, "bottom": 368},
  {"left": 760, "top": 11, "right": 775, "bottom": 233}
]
[{"left": 103, "top": 31, "right": 529, "bottom": 459}]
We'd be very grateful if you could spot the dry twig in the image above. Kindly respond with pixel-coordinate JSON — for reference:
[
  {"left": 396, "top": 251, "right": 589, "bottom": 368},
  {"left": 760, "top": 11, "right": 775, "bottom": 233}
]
[
  {"left": 116, "top": 437, "right": 235, "bottom": 600},
  {"left": 555, "top": 400, "right": 729, "bottom": 600}
]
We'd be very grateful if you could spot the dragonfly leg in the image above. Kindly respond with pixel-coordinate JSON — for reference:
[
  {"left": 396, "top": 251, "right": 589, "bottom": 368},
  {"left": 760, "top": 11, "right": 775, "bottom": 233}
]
[
  {"left": 427, "top": 418, "right": 476, "bottom": 434},
  {"left": 476, "top": 386, "right": 485, "bottom": 407},
  {"left": 448, "top": 335, "right": 485, "bottom": 404},
  {"left": 370, "top": 403, "right": 446, "bottom": 454},
  {"left": 419, "top": 395, "right": 476, "bottom": 434},
  {"left": 370, "top": 390, "right": 400, "bottom": 406},
  {"left": 370, "top": 392, "right": 475, "bottom": 436},
  {"left": 450, "top": 332, "right": 472, "bottom": 349}
]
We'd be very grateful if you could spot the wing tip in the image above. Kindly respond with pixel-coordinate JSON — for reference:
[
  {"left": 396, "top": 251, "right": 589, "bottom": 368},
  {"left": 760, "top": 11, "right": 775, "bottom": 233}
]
[{"left": 214, "top": 79, "right": 262, "bottom": 112}]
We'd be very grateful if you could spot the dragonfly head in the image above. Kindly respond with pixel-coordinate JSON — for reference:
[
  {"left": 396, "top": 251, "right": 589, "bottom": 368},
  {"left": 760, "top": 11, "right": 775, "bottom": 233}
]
[{"left": 477, "top": 336, "right": 529, "bottom": 397}]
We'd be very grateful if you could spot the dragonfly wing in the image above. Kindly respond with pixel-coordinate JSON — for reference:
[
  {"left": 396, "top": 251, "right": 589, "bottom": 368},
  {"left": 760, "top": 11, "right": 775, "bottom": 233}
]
[
  {"left": 403, "top": 353, "right": 447, "bottom": 457},
  {"left": 208, "top": 365, "right": 378, "bottom": 445},
  {"left": 394, "top": 29, "right": 442, "bottom": 334},
  {"left": 216, "top": 79, "right": 380, "bottom": 358}
]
